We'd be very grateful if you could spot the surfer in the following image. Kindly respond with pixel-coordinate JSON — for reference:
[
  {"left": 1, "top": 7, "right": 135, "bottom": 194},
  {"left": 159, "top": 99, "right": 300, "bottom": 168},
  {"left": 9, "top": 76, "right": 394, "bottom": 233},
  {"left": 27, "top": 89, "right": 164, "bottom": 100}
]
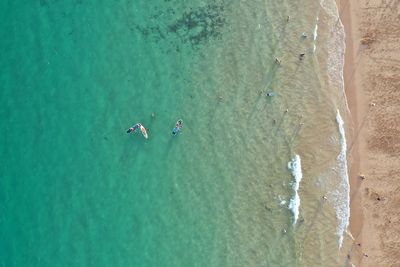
[
  {"left": 172, "top": 119, "right": 183, "bottom": 136},
  {"left": 127, "top": 123, "right": 141, "bottom": 133},
  {"left": 126, "top": 121, "right": 148, "bottom": 139}
]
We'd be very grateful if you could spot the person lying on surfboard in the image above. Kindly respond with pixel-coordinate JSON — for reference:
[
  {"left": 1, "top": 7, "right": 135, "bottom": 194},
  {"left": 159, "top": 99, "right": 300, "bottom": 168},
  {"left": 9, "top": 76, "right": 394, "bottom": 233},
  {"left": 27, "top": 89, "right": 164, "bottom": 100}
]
[
  {"left": 172, "top": 119, "right": 183, "bottom": 136},
  {"left": 126, "top": 123, "right": 141, "bottom": 133}
]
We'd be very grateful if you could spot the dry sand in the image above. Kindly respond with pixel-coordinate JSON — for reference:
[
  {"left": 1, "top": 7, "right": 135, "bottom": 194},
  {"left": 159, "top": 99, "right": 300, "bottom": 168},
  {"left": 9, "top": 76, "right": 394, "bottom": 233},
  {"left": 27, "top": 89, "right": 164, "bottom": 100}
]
[{"left": 338, "top": 0, "right": 400, "bottom": 266}]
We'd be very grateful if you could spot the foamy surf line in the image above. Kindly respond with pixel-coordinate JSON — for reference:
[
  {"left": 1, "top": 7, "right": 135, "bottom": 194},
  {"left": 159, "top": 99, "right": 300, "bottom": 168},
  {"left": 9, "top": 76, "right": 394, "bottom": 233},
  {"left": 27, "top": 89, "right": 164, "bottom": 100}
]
[
  {"left": 313, "top": 17, "right": 319, "bottom": 41},
  {"left": 288, "top": 155, "right": 302, "bottom": 225},
  {"left": 334, "top": 110, "right": 350, "bottom": 247},
  {"left": 320, "top": 0, "right": 349, "bottom": 112},
  {"left": 312, "top": 16, "right": 319, "bottom": 53}
]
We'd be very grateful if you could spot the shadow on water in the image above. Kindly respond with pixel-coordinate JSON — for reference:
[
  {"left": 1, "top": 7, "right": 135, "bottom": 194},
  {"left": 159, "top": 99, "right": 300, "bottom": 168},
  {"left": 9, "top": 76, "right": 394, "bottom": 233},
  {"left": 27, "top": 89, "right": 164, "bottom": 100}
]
[
  {"left": 300, "top": 198, "right": 325, "bottom": 245},
  {"left": 162, "top": 130, "right": 183, "bottom": 159},
  {"left": 248, "top": 63, "right": 280, "bottom": 119},
  {"left": 286, "top": 120, "right": 304, "bottom": 149}
]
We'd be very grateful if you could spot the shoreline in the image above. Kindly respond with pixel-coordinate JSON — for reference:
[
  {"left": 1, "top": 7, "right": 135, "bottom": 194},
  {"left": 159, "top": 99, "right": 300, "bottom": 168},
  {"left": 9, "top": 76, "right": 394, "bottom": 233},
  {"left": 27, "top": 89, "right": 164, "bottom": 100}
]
[
  {"left": 338, "top": 0, "right": 400, "bottom": 265},
  {"left": 337, "top": 0, "right": 365, "bottom": 262}
]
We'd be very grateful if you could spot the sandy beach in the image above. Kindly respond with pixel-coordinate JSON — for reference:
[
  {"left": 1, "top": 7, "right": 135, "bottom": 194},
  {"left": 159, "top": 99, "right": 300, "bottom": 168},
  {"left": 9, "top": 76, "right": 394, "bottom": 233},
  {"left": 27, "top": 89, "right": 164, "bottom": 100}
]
[{"left": 338, "top": 0, "right": 400, "bottom": 265}]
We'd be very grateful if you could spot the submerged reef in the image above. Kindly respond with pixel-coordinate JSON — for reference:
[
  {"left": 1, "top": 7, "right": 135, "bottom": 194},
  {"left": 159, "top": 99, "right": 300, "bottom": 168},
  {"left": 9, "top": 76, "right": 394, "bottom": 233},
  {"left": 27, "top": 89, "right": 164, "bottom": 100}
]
[{"left": 134, "top": 4, "right": 226, "bottom": 47}]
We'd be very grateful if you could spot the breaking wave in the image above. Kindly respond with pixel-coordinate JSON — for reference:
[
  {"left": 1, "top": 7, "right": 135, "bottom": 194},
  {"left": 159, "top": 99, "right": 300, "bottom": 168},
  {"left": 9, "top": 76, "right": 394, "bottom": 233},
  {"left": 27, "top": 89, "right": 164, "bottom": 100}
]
[
  {"left": 288, "top": 155, "right": 303, "bottom": 225},
  {"left": 332, "top": 110, "right": 350, "bottom": 247}
]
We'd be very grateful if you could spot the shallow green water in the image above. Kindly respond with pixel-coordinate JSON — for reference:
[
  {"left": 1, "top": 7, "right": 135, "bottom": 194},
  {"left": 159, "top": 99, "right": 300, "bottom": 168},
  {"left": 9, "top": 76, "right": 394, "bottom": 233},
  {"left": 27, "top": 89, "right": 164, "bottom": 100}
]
[{"left": 0, "top": 0, "right": 352, "bottom": 266}]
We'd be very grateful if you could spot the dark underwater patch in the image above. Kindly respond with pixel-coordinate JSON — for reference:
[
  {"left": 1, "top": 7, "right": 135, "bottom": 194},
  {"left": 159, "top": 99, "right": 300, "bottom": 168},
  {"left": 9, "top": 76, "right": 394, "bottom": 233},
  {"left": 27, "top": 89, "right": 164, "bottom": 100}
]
[{"left": 134, "top": 4, "right": 226, "bottom": 47}]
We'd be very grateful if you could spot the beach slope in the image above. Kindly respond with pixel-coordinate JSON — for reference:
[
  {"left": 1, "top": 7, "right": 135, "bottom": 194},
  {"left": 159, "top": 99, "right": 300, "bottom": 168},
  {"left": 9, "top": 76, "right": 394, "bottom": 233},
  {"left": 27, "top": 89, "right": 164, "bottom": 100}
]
[{"left": 339, "top": 0, "right": 400, "bottom": 265}]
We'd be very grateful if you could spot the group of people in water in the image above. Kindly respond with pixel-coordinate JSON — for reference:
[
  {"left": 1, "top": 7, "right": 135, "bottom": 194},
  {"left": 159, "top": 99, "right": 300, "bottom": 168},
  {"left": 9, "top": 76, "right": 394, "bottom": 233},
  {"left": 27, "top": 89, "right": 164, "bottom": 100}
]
[
  {"left": 126, "top": 122, "right": 149, "bottom": 139},
  {"left": 275, "top": 31, "right": 309, "bottom": 65},
  {"left": 127, "top": 119, "right": 183, "bottom": 139}
]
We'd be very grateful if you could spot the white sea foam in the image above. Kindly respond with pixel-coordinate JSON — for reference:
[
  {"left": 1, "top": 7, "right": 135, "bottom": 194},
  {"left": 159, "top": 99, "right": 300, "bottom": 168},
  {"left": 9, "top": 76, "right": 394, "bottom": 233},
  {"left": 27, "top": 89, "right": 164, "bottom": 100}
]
[
  {"left": 278, "top": 195, "right": 287, "bottom": 206},
  {"left": 288, "top": 194, "right": 300, "bottom": 225},
  {"left": 319, "top": 0, "right": 350, "bottom": 248},
  {"left": 332, "top": 110, "right": 350, "bottom": 247},
  {"left": 288, "top": 155, "right": 302, "bottom": 225},
  {"left": 320, "top": 0, "right": 348, "bottom": 112},
  {"left": 313, "top": 17, "right": 319, "bottom": 41},
  {"left": 312, "top": 17, "right": 319, "bottom": 53}
]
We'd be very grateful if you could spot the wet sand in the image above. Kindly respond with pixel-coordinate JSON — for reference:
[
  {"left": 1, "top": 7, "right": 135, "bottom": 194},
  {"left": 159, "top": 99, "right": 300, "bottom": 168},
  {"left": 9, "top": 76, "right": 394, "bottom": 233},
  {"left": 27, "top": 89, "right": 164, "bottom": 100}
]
[{"left": 338, "top": 0, "right": 400, "bottom": 265}]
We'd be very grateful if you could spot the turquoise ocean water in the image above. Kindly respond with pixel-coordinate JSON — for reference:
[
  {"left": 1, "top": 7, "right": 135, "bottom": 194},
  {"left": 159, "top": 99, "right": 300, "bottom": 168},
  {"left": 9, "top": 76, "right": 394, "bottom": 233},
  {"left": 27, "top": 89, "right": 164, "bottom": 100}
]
[{"left": 0, "top": 0, "right": 353, "bottom": 266}]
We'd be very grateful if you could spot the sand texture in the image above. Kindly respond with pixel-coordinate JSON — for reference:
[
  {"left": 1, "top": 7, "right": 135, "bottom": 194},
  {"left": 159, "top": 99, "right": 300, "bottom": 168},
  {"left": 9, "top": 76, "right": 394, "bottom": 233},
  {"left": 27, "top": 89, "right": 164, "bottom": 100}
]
[{"left": 339, "top": 0, "right": 400, "bottom": 266}]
